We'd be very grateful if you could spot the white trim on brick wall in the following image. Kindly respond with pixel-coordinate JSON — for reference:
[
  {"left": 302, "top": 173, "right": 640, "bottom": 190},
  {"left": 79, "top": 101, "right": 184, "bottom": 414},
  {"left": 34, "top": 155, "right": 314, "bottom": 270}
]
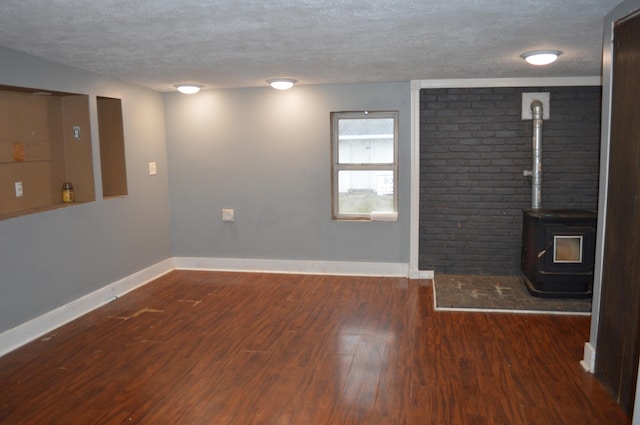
[
  {"left": 419, "top": 76, "right": 600, "bottom": 89},
  {"left": 410, "top": 80, "right": 422, "bottom": 279}
]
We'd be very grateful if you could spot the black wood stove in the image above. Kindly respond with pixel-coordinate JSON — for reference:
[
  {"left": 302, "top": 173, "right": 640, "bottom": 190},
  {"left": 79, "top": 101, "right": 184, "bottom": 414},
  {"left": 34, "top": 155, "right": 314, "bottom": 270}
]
[{"left": 521, "top": 209, "right": 596, "bottom": 299}]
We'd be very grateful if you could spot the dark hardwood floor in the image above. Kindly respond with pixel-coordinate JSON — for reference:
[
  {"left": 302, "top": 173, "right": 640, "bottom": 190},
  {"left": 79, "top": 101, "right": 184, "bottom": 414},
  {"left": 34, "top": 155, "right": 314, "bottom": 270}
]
[{"left": 0, "top": 271, "right": 631, "bottom": 424}]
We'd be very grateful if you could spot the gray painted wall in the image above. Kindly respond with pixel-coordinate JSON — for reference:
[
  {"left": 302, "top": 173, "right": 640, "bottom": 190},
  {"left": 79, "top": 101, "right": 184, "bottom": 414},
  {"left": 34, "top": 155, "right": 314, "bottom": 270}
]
[
  {"left": 0, "top": 47, "right": 171, "bottom": 333},
  {"left": 165, "top": 82, "right": 411, "bottom": 263}
]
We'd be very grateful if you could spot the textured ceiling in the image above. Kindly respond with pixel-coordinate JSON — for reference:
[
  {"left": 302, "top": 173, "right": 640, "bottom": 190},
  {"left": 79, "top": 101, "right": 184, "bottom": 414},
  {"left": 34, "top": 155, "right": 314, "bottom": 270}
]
[{"left": 0, "top": 0, "right": 622, "bottom": 92}]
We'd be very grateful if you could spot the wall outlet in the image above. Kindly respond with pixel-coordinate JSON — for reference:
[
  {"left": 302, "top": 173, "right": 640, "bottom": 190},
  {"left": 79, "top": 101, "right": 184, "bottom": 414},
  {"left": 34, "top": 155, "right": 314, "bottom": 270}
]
[
  {"left": 15, "top": 181, "right": 23, "bottom": 197},
  {"left": 222, "top": 209, "right": 234, "bottom": 222},
  {"left": 149, "top": 162, "right": 157, "bottom": 175}
]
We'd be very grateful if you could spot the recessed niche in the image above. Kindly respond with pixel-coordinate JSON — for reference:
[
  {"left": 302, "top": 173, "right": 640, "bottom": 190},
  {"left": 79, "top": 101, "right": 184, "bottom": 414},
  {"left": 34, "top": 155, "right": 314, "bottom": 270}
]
[
  {"left": 0, "top": 85, "right": 95, "bottom": 220},
  {"left": 97, "top": 97, "right": 127, "bottom": 198}
]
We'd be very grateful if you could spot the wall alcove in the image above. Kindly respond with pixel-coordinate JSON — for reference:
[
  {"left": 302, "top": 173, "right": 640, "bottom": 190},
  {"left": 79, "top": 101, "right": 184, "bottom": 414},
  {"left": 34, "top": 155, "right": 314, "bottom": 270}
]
[{"left": 0, "top": 85, "right": 95, "bottom": 219}]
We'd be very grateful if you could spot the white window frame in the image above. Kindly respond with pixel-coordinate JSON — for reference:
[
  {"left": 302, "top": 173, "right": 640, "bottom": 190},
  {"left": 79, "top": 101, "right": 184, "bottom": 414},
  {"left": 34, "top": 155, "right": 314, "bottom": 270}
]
[{"left": 331, "top": 110, "right": 399, "bottom": 221}]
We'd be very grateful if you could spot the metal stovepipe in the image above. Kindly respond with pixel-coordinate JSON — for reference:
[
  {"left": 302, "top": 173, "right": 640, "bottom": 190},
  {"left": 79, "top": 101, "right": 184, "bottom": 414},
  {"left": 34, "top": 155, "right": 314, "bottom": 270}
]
[{"left": 531, "top": 100, "right": 543, "bottom": 210}]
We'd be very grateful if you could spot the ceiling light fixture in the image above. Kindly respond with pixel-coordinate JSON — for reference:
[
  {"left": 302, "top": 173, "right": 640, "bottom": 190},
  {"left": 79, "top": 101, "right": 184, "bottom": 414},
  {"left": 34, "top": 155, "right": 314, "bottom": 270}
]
[
  {"left": 267, "top": 78, "right": 297, "bottom": 90},
  {"left": 175, "top": 84, "right": 202, "bottom": 94},
  {"left": 520, "top": 50, "right": 562, "bottom": 66}
]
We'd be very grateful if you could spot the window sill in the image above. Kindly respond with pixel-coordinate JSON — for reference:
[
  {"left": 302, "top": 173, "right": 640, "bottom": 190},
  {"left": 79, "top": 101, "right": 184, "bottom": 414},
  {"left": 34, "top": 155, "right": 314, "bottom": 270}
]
[{"left": 334, "top": 211, "right": 398, "bottom": 222}]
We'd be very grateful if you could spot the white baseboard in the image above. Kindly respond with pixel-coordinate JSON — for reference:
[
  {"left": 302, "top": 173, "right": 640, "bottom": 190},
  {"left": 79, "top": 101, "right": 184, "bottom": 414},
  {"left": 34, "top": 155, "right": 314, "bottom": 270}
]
[
  {"left": 173, "top": 257, "right": 410, "bottom": 277},
  {"left": 0, "top": 256, "right": 412, "bottom": 358},
  {"left": 0, "top": 258, "right": 174, "bottom": 358},
  {"left": 580, "top": 342, "right": 596, "bottom": 373},
  {"left": 414, "top": 270, "right": 434, "bottom": 279}
]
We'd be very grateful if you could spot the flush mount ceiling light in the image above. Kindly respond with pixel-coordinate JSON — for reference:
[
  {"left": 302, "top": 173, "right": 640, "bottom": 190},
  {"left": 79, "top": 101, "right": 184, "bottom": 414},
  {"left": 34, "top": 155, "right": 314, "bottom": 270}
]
[
  {"left": 520, "top": 50, "right": 562, "bottom": 66},
  {"left": 174, "top": 84, "right": 202, "bottom": 94},
  {"left": 267, "top": 78, "right": 297, "bottom": 90}
]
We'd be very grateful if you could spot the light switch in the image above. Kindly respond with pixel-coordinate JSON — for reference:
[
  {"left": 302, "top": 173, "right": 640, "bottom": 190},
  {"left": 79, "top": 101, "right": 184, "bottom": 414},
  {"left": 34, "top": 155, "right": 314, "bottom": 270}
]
[
  {"left": 222, "top": 209, "right": 234, "bottom": 222},
  {"left": 149, "top": 162, "right": 157, "bottom": 175}
]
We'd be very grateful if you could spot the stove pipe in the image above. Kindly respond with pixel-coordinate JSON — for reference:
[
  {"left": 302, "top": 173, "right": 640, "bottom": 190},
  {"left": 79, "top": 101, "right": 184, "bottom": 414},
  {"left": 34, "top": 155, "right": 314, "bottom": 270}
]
[{"left": 530, "top": 100, "right": 543, "bottom": 209}]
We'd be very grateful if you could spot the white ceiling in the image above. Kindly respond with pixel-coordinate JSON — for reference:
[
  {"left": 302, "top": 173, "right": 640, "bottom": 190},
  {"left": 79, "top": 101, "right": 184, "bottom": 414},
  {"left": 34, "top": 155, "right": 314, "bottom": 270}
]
[{"left": 0, "top": 0, "right": 622, "bottom": 92}]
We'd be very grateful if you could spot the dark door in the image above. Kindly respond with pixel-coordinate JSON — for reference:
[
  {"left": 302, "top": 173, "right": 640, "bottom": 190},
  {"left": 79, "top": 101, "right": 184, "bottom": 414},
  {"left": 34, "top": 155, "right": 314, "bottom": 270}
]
[{"left": 595, "top": 11, "right": 640, "bottom": 416}]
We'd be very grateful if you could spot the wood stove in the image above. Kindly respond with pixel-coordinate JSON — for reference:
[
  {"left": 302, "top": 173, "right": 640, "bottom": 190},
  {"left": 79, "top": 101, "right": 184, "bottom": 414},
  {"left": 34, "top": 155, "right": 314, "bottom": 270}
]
[{"left": 521, "top": 209, "right": 596, "bottom": 299}]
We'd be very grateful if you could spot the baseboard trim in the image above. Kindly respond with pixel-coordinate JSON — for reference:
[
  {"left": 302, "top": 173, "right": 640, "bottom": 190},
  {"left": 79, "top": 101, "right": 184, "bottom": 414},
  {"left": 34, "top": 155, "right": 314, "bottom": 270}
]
[
  {"left": 173, "top": 257, "right": 410, "bottom": 277},
  {"left": 580, "top": 342, "right": 596, "bottom": 373},
  {"left": 0, "top": 257, "right": 412, "bottom": 358},
  {"left": 0, "top": 259, "right": 174, "bottom": 358},
  {"left": 415, "top": 270, "right": 434, "bottom": 279}
]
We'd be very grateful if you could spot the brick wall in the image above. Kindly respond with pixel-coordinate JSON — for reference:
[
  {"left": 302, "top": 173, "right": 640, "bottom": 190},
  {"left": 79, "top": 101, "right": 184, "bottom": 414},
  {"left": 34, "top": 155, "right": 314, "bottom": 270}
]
[{"left": 419, "top": 86, "right": 601, "bottom": 275}]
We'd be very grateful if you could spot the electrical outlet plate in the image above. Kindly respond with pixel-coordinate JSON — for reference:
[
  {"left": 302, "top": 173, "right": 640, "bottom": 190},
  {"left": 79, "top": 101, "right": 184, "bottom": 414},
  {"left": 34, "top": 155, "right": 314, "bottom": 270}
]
[
  {"left": 15, "top": 181, "right": 23, "bottom": 197},
  {"left": 222, "top": 209, "right": 234, "bottom": 222},
  {"left": 149, "top": 162, "right": 157, "bottom": 175}
]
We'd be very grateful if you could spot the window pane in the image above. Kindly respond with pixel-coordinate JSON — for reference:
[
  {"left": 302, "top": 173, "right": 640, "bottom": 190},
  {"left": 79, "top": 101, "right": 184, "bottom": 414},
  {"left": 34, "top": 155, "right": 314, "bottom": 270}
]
[
  {"left": 338, "top": 170, "right": 394, "bottom": 214},
  {"left": 338, "top": 118, "right": 394, "bottom": 164}
]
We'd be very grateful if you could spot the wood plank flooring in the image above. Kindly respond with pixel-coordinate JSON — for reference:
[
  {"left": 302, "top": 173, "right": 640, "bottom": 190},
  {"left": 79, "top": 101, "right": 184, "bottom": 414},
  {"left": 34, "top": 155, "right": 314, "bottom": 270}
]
[{"left": 0, "top": 271, "right": 631, "bottom": 424}]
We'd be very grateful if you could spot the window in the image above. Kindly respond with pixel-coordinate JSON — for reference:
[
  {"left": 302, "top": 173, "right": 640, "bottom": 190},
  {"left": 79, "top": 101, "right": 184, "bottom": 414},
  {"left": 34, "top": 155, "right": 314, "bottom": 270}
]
[{"left": 331, "top": 111, "right": 398, "bottom": 220}]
